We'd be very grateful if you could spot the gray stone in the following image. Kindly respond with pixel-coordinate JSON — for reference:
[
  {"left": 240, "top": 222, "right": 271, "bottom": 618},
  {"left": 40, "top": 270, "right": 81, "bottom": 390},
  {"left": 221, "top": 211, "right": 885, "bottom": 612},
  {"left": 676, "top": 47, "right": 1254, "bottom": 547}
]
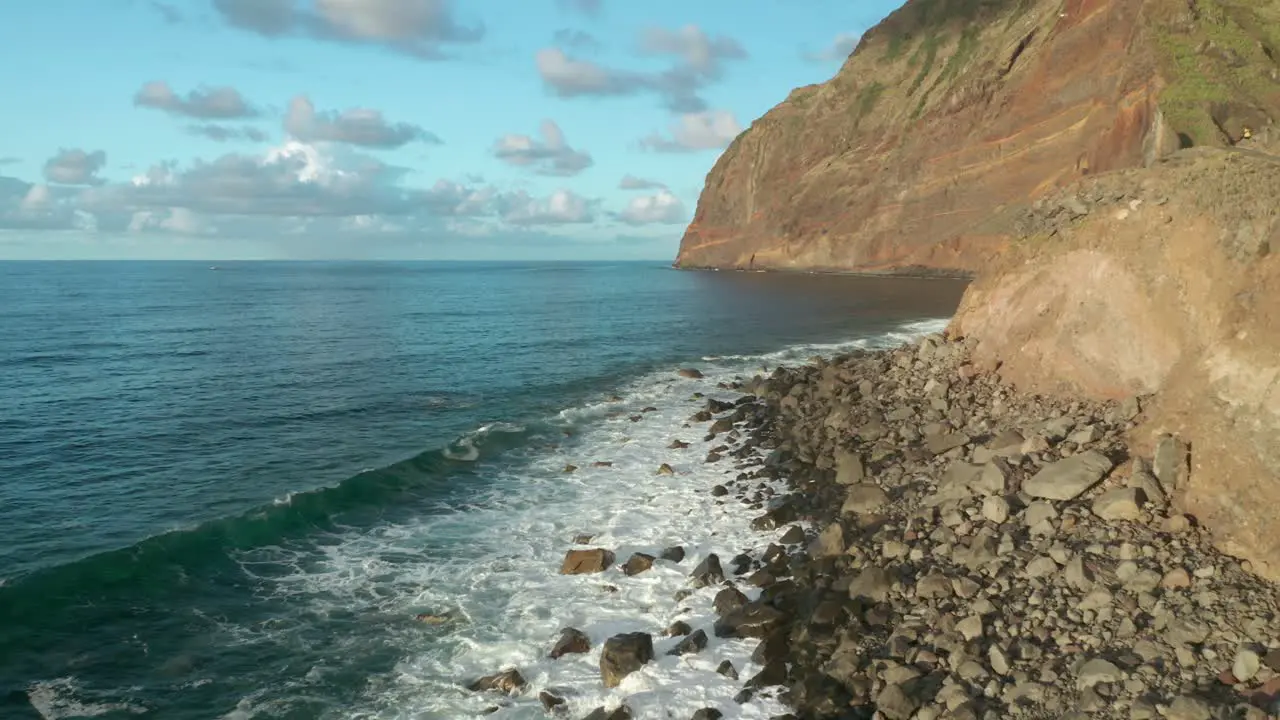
[
  {"left": 834, "top": 448, "right": 866, "bottom": 485},
  {"left": 976, "top": 459, "right": 1012, "bottom": 496},
  {"left": 848, "top": 567, "right": 891, "bottom": 603},
  {"left": 1023, "top": 451, "right": 1114, "bottom": 500},
  {"left": 809, "top": 522, "right": 846, "bottom": 558},
  {"left": 1065, "top": 556, "right": 1094, "bottom": 590},
  {"left": 1024, "top": 501, "right": 1058, "bottom": 527},
  {"left": 1026, "top": 556, "right": 1058, "bottom": 579},
  {"left": 1076, "top": 658, "right": 1123, "bottom": 689},
  {"left": 1092, "top": 487, "right": 1143, "bottom": 521},
  {"left": 1164, "top": 618, "right": 1210, "bottom": 646},
  {"left": 957, "top": 615, "right": 984, "bottom": 641},
  {"left": 1128, "top": 461, "right": 1166, "bottom": 507},
  {"left": 1165, "top": 696, "right": 1211, "bottom": 720},
  {"left": 916, "top": 572, "right": 953, "bottom": 599},
  {"left": 981, "top": 496, "right": 1010, "bottom": 524},
  {"left": 989, "top": 645, "right": 1011, "bottom": 675},
  {"left": 600, "top": 632, "right": 654, "bottom": 688},
  {"left": 927, "top": 432, "right": 971, "bottom": 455},
  {"left": 875, "top": 683, "right": 921, "bottom": 720},
  {"left": 843, "top": 483, "right": 889, "bottom": 514},
  {"left": 1153, "top": 434, "right": 1189, "bottom": 492},
  {"left": 1233, "top": 649, "right": 1261, "bottom": 682}
]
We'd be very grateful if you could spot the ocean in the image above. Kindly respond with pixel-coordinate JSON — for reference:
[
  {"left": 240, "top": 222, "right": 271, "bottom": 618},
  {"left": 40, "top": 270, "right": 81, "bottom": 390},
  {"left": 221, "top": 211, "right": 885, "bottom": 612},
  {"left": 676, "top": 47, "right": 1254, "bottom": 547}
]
[{"left": 0, "top": 261, "right": 967, "bottom": 719}]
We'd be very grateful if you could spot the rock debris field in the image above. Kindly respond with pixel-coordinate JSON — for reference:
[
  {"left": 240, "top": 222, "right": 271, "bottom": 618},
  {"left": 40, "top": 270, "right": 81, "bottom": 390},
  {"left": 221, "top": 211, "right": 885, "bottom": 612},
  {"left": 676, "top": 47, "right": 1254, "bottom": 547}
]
[{"left": 470, "top": 333, "right": 1280, "bottom": 719}]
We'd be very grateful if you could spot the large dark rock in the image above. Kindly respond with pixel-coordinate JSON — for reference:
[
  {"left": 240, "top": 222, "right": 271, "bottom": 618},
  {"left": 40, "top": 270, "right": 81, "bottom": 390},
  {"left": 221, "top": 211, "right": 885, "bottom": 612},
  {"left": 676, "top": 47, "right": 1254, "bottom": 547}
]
[
  {"left": 581, "top": 706, "right": 632, "bottom": 720},
  {"left": 714, "top": 602, "right": 788, "bottom": 639},
  {"left": 713, "top": 586, "right": 748, "bottom": 616},
  {"left": 467, "top": 668, "right": 526, "bottom": 694},
  {"left": 550, "top": 627, "right": 591, "bottom": 659},
  {"left": 690, "top": 554, "right": 725, "bottom": 588},
  {"left": 560, "top": 548, "right": 615, "bottom": 575},
  {"left": 622, "top": 553, "right": 655, "bottom": 576},
  {"left": 661, "top": 545, "right": 686, "bottom": 563},
  {"left": 666, "top": 629, "right": 708, "bottom": 656},
  {"left": 600, "top": 632, "right": 654, "bottom": 688}
]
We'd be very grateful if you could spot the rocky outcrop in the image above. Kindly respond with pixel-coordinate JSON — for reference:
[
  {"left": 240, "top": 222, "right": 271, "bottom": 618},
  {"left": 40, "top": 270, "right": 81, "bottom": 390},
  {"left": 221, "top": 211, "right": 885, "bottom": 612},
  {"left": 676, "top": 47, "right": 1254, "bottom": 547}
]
[
  {"left": 951, "top": 148, "right": 1280, "bottom": 578},
  {"left": 675, "top": 0, "right": 1280, "bottom": 273}
]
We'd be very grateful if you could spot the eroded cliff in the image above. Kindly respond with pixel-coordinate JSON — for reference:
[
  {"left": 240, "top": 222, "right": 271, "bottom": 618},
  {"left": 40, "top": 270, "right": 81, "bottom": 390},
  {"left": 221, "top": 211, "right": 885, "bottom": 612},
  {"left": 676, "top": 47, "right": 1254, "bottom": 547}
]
[
  {"left": 951, "top": 148, "right": 1280, "bottom": 578},
  {"left": 676, "top": 0, "right": 1280, "bottom": 273}
]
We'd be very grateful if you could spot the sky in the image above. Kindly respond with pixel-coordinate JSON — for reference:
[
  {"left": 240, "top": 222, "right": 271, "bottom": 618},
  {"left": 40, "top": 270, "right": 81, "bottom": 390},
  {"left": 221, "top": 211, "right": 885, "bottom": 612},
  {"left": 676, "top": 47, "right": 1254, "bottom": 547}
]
[{"left": 0, "top": 0, "right": 904, "bottom": 261}]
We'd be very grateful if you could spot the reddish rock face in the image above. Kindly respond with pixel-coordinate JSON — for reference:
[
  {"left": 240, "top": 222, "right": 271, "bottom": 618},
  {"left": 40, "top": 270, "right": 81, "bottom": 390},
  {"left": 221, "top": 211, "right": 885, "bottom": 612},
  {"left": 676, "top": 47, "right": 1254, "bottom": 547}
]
[{"left": 675, "top": 0, "right": 1277, "bottom": 273}]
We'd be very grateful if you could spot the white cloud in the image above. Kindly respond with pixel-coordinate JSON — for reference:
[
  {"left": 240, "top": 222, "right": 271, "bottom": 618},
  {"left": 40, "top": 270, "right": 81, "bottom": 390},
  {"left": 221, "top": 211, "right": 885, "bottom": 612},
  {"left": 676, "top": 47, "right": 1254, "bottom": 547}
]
[
  {"left": 616, "top": 189, "right": 686, "bottom": 225},
  {"left": 619, "top": 175, "right": 665, "bottom": 190},
  {"left": 639, "top": 110, "right": 742, "bottom": 152},
  {"left": 501, "top": 189, "right": 593, "bottom": 225},
  {"left": 44, "top": 149, "right": 108, "bottom": 185},
  {"left": 492, "top": 120, "right": 593, "bottom": 176},
  {"left": 133, "top": 81, "right": 260, "bottom": 119},
  {"left": 284, "top": 95, "right": 439, "bottom": 149}
]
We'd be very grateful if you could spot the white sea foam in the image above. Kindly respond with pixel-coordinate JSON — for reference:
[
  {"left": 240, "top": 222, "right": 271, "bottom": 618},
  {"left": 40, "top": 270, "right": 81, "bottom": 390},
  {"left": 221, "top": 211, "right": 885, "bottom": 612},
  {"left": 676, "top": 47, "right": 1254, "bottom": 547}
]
[
  {"left": 28, "top": 678, "right": 147, "bottom": 719},
  {"left": 226, "top": 317, "right": 948, "bottom": 719}
]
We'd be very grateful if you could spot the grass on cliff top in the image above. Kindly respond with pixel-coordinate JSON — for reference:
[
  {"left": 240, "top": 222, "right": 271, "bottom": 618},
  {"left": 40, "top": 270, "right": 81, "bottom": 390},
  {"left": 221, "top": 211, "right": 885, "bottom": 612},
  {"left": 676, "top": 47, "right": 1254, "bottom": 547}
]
[{"left": 1152, "top": 0, "right": 1280, "bottom": 146}]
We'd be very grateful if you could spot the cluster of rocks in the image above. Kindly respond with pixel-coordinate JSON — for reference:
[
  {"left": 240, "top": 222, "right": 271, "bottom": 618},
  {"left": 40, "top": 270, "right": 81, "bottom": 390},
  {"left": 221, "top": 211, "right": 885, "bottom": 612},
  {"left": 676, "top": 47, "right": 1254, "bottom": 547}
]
[
  {"left": 466, "top": 332, "right": 1280, "bottom": 719},
  {"left": 712, "top": 332, "right": 1280, "bottom": 719}
]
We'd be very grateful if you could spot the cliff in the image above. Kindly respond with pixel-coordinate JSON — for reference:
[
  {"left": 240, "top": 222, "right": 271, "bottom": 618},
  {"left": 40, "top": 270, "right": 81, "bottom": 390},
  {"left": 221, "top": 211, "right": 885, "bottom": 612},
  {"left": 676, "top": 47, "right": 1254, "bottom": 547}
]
[{"left": 675, "top": 0, "right": 1280, "bottom": 273}]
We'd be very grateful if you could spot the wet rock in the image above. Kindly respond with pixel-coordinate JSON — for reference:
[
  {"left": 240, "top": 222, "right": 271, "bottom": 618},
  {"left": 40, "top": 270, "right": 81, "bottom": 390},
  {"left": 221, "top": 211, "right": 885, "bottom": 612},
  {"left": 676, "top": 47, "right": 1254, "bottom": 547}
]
[
  {"left": 561, "top": 549, "right": 615, "bottom": 575},
  {"left": 1023, "top": 450, "right": 1114, "bottom": 500},
  {"left": 564, "top": 465, "right": 578, "bottom": 473},
  {"left": 622, "top": 553, "right": 655, "bottom": 576},
  {"left": 668, "top": 439, "right": 690, "bottom": 449},
  {"left": 716, "top": 660, "right": 739, "bottom": 680},
  {"left": 591, "top": 461, "right": 613, "bottom": 468},
  {"left": 667, "top": 629, "right": 708, "bottom": 656},
  {"left": 690, "top": 709, "right": 723, "bottom": 720},
  {"left": 779, "top": 525, "right": 806, "bottom": 544},
  {"left": 468, "top": 668, "right": 527, "bottom": 694},
  {"left": 665, "top": 620, "right": 692, "bottom": 637},
  {"left": 582, "top": 706, "right": 632, "bottom": 720},
  {"left": 661, "top": 546, "right": 686, "bottom": 563},
  {"left": 808, "top": 522, "right": 846, "bottom": 558},
  {"left": 710, "top": 484, "right": 729, "bottom": 497},
  {"left": 657, "top": 463, "right": 675, "bottom": 476},
  {"left": 550, "top": 627, "right": 591, "bottom": 659},
  {"left": 677, "top": 368, "right": 704, "bottom": 379},
  {"left": 709, "top": 418, "right": 735, "bottom": 434},
  {"left": 539, "top": 691, "right": 566, "bottom": 713},
  {"left": 690, "top": 554, "right": 725, "bottom": 588},
  {"left": 714, "top": 602, "right": 787, "bottom": 639},
  {"left": 746, "top": 659, "right": 788, "bottom": 688},
  {"left": 714, "top": 586, "right": 749, "bottom": 616},
  {"left": 600, "top": 632, "right": 654, "bottom": 688}
]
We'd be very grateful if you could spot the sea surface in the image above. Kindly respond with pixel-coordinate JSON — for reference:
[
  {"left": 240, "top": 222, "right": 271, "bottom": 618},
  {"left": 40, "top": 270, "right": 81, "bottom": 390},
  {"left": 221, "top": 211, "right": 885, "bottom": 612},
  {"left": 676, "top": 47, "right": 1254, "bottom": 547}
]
[{"left": 0, "top": 261, "right": 967, "bottom": 719}]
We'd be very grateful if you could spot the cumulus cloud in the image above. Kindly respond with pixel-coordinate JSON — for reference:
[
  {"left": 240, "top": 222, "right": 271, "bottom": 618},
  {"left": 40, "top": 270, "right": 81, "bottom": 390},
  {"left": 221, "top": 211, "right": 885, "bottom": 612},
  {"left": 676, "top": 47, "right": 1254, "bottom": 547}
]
[
  {"left": 44, "top": 149, "right": 107, "bottom": 185},
  {"left": 805, "top": 32, "right": 861, "bottom": 63},
  {"left": 127, "top": 207, "right": 212, "bottom": 235},
  {"left": 418, "top": 179, "right": 498, "bottom": 216},
  {"left": 0, "top": 177, "right": 92, "bottom": 230},
  {"left": 639, "top": 110, "right": 742, "bottom": 152},
  {"left": 284, "top": 95, "right": 439, "bottom": 149},
  {"left": 134, "top": 80, "right": 260, "bottom": 119},
  {"left": 618, "top": 175, "right": 665, "bottom": 190},
  {"left": 492, "top": 120, "right": 592, "bottom": 176},
  {"left": 536, "top": 24, "right": 747, "bottom": 112},
  {"left": 213, "top": 0, "right": 483, "bottom": 59},
  {"left": 188, "top": 124, "right": 270, "bottom": 143},
  {"left": 616, "top": 189, "right": 686, "bottom": 225},
  {"left": 499, "top": 189, "right": 594, "bottom": 225}
]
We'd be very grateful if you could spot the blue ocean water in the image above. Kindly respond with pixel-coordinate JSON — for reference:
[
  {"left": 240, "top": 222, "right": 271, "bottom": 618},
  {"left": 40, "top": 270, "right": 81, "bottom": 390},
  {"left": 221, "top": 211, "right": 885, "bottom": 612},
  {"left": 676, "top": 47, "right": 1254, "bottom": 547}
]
[{"left": 0, "top": 261, "right": 966, "bottom": 719}]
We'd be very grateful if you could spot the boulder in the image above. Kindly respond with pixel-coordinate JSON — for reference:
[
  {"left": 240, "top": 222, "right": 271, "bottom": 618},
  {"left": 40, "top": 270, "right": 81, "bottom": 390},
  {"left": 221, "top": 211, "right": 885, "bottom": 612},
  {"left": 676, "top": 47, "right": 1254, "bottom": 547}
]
[
  {"left": 1023, "top": 451, "right": 1114, "bottom": 500},
  {"left": 713, "top": 602, "right": 787, "bottom": 639},
  {"left": 666, "top": 629, "right": 708, "bottom": 656},
  {"left": 690, "top": 554, "right": 725, "bottom": 587},
  {"left": 842, "top": 484, "right": 889, "bottom": 514},
  {"left": 582, "top": 706, "right": 633, "bottom": 720},
  {"left": 713, "top": 586, "right": 748, "bottom": 616},
  {"left": 1092, "top": 487, "right": 1143, "bottom": 521},
  {"left": 677, "top": 368, "right": 704, "bottom": 379},
  {"left": 660, "top": 546, "right": 686, "bottom": 563},
  {"left": 467, "top": 668, "right": 527, "bottom": 694},
  {"left": 561, "top": 549, "right": 615, "bottom": 575},
  {"left": 622, "top": 553, "right": 655, "bottom": 576},
  {"left": 834, "top": 448, "right": 866, "bottom": 484},
  {"left": 848, "top": 567, "right": 891, "bottom": 603},
  {"left": 550, "top": 627, "right": 591, "bottom": 659},
  {"left": 600, "top": 632, "right": 654, "bottom": 688},
  {"left": 808, "top": 522, "right": 846, "bottom": 558}
]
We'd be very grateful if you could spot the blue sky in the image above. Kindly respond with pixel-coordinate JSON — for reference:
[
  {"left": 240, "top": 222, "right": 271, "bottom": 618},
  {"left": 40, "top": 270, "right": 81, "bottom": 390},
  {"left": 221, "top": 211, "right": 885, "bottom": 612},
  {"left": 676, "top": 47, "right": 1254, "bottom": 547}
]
[{"left": 0, "top": 0, "right": 903, "bottom": 260}]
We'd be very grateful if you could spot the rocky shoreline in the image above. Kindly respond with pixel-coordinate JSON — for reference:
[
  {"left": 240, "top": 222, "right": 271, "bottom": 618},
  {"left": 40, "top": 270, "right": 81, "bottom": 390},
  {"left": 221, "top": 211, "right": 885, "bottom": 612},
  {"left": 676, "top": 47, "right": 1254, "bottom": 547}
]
[{"left": 469, "top": 332, "right": 1280, "bottom": 719}]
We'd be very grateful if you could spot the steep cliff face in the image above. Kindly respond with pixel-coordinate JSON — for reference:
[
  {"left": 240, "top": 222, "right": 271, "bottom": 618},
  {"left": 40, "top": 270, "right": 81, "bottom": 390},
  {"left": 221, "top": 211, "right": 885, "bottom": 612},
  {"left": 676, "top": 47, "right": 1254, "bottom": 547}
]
[
  {"left": 676, "top": 0, "right": 1280, "bottom": 273},
  {"left": 951, "top": 148, "right": 1280, "bottom": 577}
]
